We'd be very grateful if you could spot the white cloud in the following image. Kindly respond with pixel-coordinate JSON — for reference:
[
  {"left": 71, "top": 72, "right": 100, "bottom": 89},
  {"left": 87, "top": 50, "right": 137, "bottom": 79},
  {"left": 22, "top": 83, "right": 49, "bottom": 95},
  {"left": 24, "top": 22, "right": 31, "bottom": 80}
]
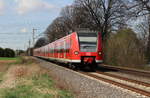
[
  {"left": 0, "top": 0, "right": 4, "bottom": 15},
  {"left": 20, "top": 28, "right": 27, "bottom": 33},
  {"left": 14, "top": 0, "right": 55, "bottom": 15}
]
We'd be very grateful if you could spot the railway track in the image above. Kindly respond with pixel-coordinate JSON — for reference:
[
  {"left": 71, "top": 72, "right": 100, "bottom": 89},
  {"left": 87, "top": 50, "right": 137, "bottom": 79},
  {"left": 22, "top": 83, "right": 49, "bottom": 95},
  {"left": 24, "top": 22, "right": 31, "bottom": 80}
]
[
  {"left": 37, "top": 57, "right": 150, "bottom": 97},
  {"left": 49, "top": 62, "right": 150, "bottom": 97},
  {"left": 99, "top": 64, "right": 150, "bottom": 78},
  {"left": 80, "top": 71, "right": 150, "bottom": 97}
]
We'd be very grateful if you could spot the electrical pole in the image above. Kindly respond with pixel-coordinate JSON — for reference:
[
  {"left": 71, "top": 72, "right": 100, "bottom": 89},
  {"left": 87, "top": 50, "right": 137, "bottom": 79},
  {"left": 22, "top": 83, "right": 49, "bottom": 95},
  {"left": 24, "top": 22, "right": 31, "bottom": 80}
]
[
  {"left": 29, "top": 40, "right": 31, "bottom": 49},
  {"left": 24, "top": 44, "right": 26, "bottom": 50},
  {"left": 28, "top": 40, "right": 31, "bottom": 56},
  {"left": 32, "top": 28, "right": 37, "bottom": 46}
]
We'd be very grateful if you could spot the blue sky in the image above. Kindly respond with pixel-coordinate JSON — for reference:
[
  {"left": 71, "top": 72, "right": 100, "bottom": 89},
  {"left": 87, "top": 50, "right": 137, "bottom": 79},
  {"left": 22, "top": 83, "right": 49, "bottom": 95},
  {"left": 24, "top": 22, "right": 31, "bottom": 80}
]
[{"left": 0, "top": 0, "right": 74, "bottom": 50}]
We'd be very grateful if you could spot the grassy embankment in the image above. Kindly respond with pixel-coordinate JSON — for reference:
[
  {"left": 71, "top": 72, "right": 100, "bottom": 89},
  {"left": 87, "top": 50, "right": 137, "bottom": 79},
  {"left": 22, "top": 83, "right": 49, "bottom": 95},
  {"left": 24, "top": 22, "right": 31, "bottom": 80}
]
[{"left": 0, "top": 57, "right": 73, "bottom": 98}]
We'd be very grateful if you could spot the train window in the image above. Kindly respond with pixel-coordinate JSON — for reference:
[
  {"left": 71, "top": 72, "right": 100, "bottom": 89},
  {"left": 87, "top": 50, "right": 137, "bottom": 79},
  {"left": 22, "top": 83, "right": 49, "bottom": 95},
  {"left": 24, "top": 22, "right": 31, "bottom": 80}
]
[{"left": 78, "top": 32, "right": 97, "bottom": 52}]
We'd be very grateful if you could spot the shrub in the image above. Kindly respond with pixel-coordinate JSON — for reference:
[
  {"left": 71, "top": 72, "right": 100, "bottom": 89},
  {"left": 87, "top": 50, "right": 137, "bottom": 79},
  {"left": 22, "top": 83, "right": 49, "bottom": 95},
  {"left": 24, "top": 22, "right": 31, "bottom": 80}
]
[
  {"left": 0, "top": 47, "right": 4, "bottom": 57},
  {"left": 104, "top": 28, "right": 146, "bottom": 67},
  {"left": 4, "top": 48, "right": 15, "bottom": 57}
]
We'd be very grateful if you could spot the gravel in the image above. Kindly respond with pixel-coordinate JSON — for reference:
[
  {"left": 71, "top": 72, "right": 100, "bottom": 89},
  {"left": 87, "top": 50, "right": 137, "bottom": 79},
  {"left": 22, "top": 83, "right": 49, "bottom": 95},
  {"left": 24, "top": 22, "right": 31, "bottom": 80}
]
[
  {"left": 91, "top": 72, "right": 150, "bottom": 92},
  {"left": 36, "top": 58, "right": 149, "bottom": 98}
]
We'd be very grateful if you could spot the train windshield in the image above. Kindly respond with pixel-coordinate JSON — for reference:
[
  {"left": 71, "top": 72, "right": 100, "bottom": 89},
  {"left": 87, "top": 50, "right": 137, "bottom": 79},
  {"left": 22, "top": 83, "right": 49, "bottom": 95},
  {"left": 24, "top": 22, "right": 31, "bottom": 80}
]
[{"left": 78, "top": 32, "right": 97, "bottom": 52}]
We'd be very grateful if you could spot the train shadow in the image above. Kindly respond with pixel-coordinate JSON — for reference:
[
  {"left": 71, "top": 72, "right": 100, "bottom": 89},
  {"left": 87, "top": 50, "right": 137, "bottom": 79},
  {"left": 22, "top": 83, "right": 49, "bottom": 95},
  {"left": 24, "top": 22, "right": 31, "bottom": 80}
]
[{"left": 79, "top": 65, "right": 119, "bottom": 72}]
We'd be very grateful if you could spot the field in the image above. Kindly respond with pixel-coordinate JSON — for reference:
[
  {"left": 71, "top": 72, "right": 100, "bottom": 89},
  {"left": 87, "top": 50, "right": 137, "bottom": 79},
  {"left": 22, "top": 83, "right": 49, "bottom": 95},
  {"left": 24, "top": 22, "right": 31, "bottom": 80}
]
[
  {"left": 0, "top": 57, "right": 73, "bottom": 98},
  {"left": 0, "top": 57, "right": 18, "bottom": 60}
]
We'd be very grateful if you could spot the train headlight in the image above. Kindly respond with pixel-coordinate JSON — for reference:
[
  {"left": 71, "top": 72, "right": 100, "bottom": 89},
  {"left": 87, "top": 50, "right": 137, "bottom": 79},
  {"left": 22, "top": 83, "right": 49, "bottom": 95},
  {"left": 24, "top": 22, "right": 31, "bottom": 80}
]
[
  {"left": 98, "top": 52, "right": 102, "bottom": 55},
  {"left": 74, "top": 51, "right": 79, "bottom": 55}
]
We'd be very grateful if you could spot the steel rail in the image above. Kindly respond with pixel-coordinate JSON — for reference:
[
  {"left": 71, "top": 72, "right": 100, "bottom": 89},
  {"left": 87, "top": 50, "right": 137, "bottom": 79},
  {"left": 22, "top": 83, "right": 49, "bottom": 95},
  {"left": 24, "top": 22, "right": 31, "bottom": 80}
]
[
  {"left": 80, "top": 72, "right": 150, "bottom": 97},
  {"left": 96, "top": 71, "right": 150, "bottom": 87},
  {"left": 36, "top": 57, "right": 150, "bottom": 97},
  {"left": 99, "top": 64, "right": 150, "bottom": 77}
]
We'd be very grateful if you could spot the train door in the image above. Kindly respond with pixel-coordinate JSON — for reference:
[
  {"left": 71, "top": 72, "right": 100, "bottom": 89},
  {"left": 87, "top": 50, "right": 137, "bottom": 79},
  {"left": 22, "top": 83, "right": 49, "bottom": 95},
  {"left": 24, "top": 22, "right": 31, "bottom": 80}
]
[
  {"left": 48, "top": 45, "right": 50, "bottom": 57},
  {"left": 66, "top": 37, "right": 71, "bottom": 60},
  {"left": 52, "top": 44, "right": 54, "bottom": 57},
  {"left": 47, "top": 46, "right": 48, "bottom": 57},
  {"left": 57, "top": 42, "right": 61, "bottom": 58},
  {"left": 54, "top": 44, "right": 57, "bottom": 58},
  {"left": 60, "top": 41, "right": 63, "bottom": 58},
  {"left": 64, "top": 41, "right": 66, "bottom": 59}
]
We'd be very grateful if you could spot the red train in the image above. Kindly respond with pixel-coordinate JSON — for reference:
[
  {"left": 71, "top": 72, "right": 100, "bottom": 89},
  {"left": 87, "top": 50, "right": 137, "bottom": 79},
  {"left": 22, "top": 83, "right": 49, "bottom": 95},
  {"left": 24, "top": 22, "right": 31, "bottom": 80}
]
[{"left": 33, "top": 30, "right": 103, "bottom": 69}]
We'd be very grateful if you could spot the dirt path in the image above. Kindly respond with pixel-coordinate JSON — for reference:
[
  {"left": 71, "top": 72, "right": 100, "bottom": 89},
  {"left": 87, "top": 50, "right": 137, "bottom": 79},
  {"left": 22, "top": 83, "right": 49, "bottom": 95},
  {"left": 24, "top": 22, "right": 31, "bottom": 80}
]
[
  {"left": 0, "top": 60, "right": 16, "bottom": 72},
  {"left": 0, "top": 60, "right": 16, "bottom": 64}
]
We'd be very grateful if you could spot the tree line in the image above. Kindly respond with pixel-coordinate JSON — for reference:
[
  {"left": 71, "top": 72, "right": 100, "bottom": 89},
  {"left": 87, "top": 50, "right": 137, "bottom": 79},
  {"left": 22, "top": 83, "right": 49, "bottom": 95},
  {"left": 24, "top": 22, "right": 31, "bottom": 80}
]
[
  {"left": 44, "top": 0, "right": 149, "bottom": 38},
  {"left": 35, "top": 0, "right": 150, "bottom": 67},
  {"left": 0, "top": 47, "right": 15, "bottom": 57}
]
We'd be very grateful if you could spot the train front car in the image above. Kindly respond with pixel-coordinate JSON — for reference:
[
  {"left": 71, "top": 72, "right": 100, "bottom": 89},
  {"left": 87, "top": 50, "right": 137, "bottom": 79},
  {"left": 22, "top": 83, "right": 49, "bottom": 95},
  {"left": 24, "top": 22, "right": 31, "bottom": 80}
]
[{"left": 70, "top": 31, "right": 103, "bottom": 69}]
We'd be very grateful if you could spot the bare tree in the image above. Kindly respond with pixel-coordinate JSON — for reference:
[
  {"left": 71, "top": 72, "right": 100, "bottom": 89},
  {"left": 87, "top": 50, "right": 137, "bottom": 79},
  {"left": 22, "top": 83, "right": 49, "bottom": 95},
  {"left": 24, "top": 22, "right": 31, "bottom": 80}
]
[
  {"left": 75, "top": 0, "right": 129, "bottom": 39},
  {"left": 45, "top": 17, "right": 67, "bottom": 42},
  {"left": 60, "top": 5, "right": 94, "bottom": 32},
  {"left": 72, "top": 4, "right": 97, "bottom": 30},
  {"left": 45, "top": 0, "right": 130, "bottom": 41},
  {"left": 60, "top": 6, "right": 75, "bottom": 32},
  {"left": 34, "top": 37, "right": 49, "bottom": 48},
  {"left": 136, "top": 17, "right": 149, "bottom": 47},
  {"left": 128, "top": 0, "right": 150, "bottom": 60}
]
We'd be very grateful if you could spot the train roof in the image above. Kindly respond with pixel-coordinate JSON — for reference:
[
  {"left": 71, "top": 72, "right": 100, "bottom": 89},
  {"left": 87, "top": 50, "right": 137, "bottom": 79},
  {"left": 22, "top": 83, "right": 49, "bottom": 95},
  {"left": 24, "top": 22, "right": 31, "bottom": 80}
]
[{"left": 34, "top": 30, "right": 100, "bottom": 50}]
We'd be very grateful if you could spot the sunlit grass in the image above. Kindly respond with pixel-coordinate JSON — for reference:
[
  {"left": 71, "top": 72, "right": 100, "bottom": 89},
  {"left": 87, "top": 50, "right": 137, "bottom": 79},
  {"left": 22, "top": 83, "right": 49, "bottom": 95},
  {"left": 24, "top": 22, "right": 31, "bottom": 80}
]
[
  {"left": 0, "top": 74, "right": 73, "bottom": 98},
  {"left": 0, "top": 57, "right": 18, "bottom": 60},
  {"left": 9, "top": 56, "right": 34, "bottom": 65},
  {"left": 0, "top": 57, "right": 74, "bottom": 98}
]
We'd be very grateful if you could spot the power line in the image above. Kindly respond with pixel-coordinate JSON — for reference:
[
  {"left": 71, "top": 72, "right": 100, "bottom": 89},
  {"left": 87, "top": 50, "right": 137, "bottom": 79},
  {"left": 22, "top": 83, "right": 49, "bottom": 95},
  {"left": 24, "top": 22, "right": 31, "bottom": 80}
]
[
  {"left": 0, "top": 32, "right": 32, "bottom": 35},
  {"left": 34, "top": 32, "right": 45, "bottom": 39},
  {"left": 0, "top": 41, "right": 26, "bottom": 43}
]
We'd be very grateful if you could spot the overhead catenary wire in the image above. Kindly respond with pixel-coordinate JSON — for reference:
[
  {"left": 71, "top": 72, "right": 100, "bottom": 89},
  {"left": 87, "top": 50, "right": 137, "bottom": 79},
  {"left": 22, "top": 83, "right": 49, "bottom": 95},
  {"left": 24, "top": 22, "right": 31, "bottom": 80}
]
[{"left": 0, "top": 28, "right": 45, "bottom": 50}]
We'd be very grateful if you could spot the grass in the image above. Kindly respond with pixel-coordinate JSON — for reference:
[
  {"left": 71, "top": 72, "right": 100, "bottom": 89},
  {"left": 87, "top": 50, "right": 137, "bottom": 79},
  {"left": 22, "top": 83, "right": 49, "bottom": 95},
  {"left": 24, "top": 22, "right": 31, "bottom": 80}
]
[
  {"left": 8, "top": 56, "right": 34, "bottom": 65},
  {"left": 0, "top": 57, "right": 19, "bottom": 60},
  {"left": 0, "top": 72, "right": 3, "bottom": 83},
  {"left": 0, "top": 74, "right": 73, "bottom": 98},
  {"left": 0, "top": 56, "right": 74, "bottom": 98},
  {"left": 0, "top": 85, "right": 53, "bottom": 98}
]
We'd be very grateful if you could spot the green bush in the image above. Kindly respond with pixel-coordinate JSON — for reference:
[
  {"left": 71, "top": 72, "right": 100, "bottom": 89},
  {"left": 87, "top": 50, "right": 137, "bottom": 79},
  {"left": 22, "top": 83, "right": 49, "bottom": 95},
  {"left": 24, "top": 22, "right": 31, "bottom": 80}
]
[
  {"left": 0, "top": 47, "right": 4, "bottom": 57},
  {"left": 0, "top": 48, "right": 15, "bottom": 57},
  {"left": 104, "top": 28, "right": 146, "bottom": 67},
  {"left": 3, "top": 48, "right": 15, "bottom": 57}
]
